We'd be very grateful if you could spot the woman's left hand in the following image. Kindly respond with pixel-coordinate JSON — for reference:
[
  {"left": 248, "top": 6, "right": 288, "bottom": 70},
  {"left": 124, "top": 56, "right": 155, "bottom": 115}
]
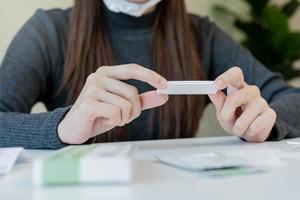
[{"left": 208, "top": 67, "right": 277, "bottom": 142}]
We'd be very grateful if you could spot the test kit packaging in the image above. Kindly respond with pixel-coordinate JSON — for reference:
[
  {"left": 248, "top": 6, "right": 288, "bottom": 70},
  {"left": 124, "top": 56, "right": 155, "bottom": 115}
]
[{"left": 32, "top": 144, "right": 136, "bottom": 185}]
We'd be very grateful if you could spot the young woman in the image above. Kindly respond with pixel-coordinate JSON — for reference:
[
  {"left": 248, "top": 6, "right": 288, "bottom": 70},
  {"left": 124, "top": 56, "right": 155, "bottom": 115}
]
[{"left": 0, "top": 0, "right": 299, "bottom": 149}]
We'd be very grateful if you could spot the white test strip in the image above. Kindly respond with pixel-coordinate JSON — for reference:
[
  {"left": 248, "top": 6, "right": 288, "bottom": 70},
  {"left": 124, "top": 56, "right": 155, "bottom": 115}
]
[{"left": 157, "top": 81, "right": 217, "bottom": 95}]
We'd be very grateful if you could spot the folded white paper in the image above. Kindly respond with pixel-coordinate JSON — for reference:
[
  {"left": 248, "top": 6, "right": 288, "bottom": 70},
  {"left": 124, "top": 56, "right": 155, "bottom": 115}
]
[{"left": 0, "top": 147, "right": 24, "bottom": 175}]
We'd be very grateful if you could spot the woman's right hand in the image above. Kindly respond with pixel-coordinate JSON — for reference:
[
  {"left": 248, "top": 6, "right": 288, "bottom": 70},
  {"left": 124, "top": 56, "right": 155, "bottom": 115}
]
[{"left": 58, "top": 64, "right": 169, "bottom": 144}]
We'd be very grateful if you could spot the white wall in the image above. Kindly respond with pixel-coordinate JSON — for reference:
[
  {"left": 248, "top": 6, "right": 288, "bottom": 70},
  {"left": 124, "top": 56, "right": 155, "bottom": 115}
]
[{"left": 0, "top": 0, "right": 72, "bottom": 62}]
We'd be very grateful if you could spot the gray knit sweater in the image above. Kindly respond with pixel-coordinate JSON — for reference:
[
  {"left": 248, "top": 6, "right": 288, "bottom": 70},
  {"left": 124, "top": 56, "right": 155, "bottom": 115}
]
[{"left": 1, "top": 7, "right": 300, "bottom": 149}]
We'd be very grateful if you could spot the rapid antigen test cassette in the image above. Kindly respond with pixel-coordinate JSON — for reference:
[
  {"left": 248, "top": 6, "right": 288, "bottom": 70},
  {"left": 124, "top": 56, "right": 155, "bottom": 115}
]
[{"left": 157, "top": 81, "right": 217, "bottom": 95}]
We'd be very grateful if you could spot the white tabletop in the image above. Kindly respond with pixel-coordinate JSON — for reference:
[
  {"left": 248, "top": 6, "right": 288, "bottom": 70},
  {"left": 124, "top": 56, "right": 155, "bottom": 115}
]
[{"left": 1, "top": 136, "right": 300, "bottom": 200}]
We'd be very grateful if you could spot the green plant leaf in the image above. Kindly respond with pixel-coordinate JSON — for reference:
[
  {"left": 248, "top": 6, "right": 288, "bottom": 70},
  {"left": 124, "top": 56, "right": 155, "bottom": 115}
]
[
  {"left": 243, "top": 0, "right": 269, "bottom": 16},
  {"left": 282, "top": 0, "right": 300, "bottom": 17},
  {"left": 235, "top": 21, "right": 269, "bottom": 44},
  {"left": 280, "top": 33, "right": 300, "bottom": 58},
  {"left": 212, "top": 0, "right": 300, "bottom": 80},
  {"left": 262, "top": 5, "right": 289, "bottom": 50}
]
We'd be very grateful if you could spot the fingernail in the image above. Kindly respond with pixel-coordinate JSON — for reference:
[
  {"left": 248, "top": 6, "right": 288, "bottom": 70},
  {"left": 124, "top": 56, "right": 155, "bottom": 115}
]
[
  {"left": 159, "top": 78, "right": 169, "bottom": 88},
  {"left": 215, "top": 79, "right": 224, "bottom": 89}
]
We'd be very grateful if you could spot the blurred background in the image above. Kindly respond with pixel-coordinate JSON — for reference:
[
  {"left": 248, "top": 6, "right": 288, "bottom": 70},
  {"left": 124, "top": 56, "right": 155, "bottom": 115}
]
[{"left": 0, "top": 0, "right": 299, "bottom": 137}]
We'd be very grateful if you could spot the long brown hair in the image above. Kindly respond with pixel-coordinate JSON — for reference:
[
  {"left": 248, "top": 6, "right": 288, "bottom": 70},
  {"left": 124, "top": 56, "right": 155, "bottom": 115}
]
[{"left": 63, "top": 0, "right": 205, "bottom": 142}]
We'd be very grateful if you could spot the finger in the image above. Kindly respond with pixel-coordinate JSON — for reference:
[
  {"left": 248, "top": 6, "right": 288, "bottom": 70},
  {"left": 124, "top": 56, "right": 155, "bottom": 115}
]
[
  {"left": 220, "top": 85, "right": 260, "bottom": 123},
  {"left": 139, "top": 91, "right": 169, "bottom": 110},
  {"left": 231, "top": 98, "right": 268, "bottom": 137},
  {"left": 208, "top": 90, "right": 226, "bottom": 112},
  {"left": 97, "top": 64, "right": 168, "bottom": 89},
  {"left": 215, "top": 67, "right": 246, "bottom": 90},
  {"left": 243, "top": 128, "right": 271, "bottom": 143},
  {"left": 82, "top": 98, "right": 122, "bottom": 126},
  {"left": 91, "top": 118, "right": 115, "bottom": 138},
  {"left": 243, "top": 108, "right": 276, "bottom": 138},
  {"left": 209, "top": 91, "right": 235, "bottom": 133},
  {"left": 97, "top": 77, "right": 142, "bottom": 122},
  {"left": 89, "top": 87, "right": 132, "bottom": 126}
]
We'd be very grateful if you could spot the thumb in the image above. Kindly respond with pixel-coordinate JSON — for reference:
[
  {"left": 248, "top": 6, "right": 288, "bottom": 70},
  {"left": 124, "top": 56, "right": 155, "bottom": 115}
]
[
  {"left": 139, "top": 90, "right": 169, "bottom": 110},
  {"left": 208, "top": 90, "right": 226, "bottom": 112}
]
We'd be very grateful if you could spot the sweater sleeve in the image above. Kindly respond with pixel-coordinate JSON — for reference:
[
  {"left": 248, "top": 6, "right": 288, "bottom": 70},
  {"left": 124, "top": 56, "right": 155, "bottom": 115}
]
[
  {"left": 200, "top": 18, "right": 300, "bottom": 141},
  {"left": 0, "top": 10, "right": 69, "bottom": 149}
]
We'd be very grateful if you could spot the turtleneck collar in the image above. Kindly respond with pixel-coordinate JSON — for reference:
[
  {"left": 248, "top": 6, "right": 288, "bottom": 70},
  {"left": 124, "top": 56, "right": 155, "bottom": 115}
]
[{"left": 103, "top": 2, "right": 158, "bottom": 33}]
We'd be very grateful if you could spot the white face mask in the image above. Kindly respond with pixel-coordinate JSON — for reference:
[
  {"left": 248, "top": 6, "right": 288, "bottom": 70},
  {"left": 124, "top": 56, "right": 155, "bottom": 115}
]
[{"left": 103, "top": 0, "right": 162, "bottom": 17}]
